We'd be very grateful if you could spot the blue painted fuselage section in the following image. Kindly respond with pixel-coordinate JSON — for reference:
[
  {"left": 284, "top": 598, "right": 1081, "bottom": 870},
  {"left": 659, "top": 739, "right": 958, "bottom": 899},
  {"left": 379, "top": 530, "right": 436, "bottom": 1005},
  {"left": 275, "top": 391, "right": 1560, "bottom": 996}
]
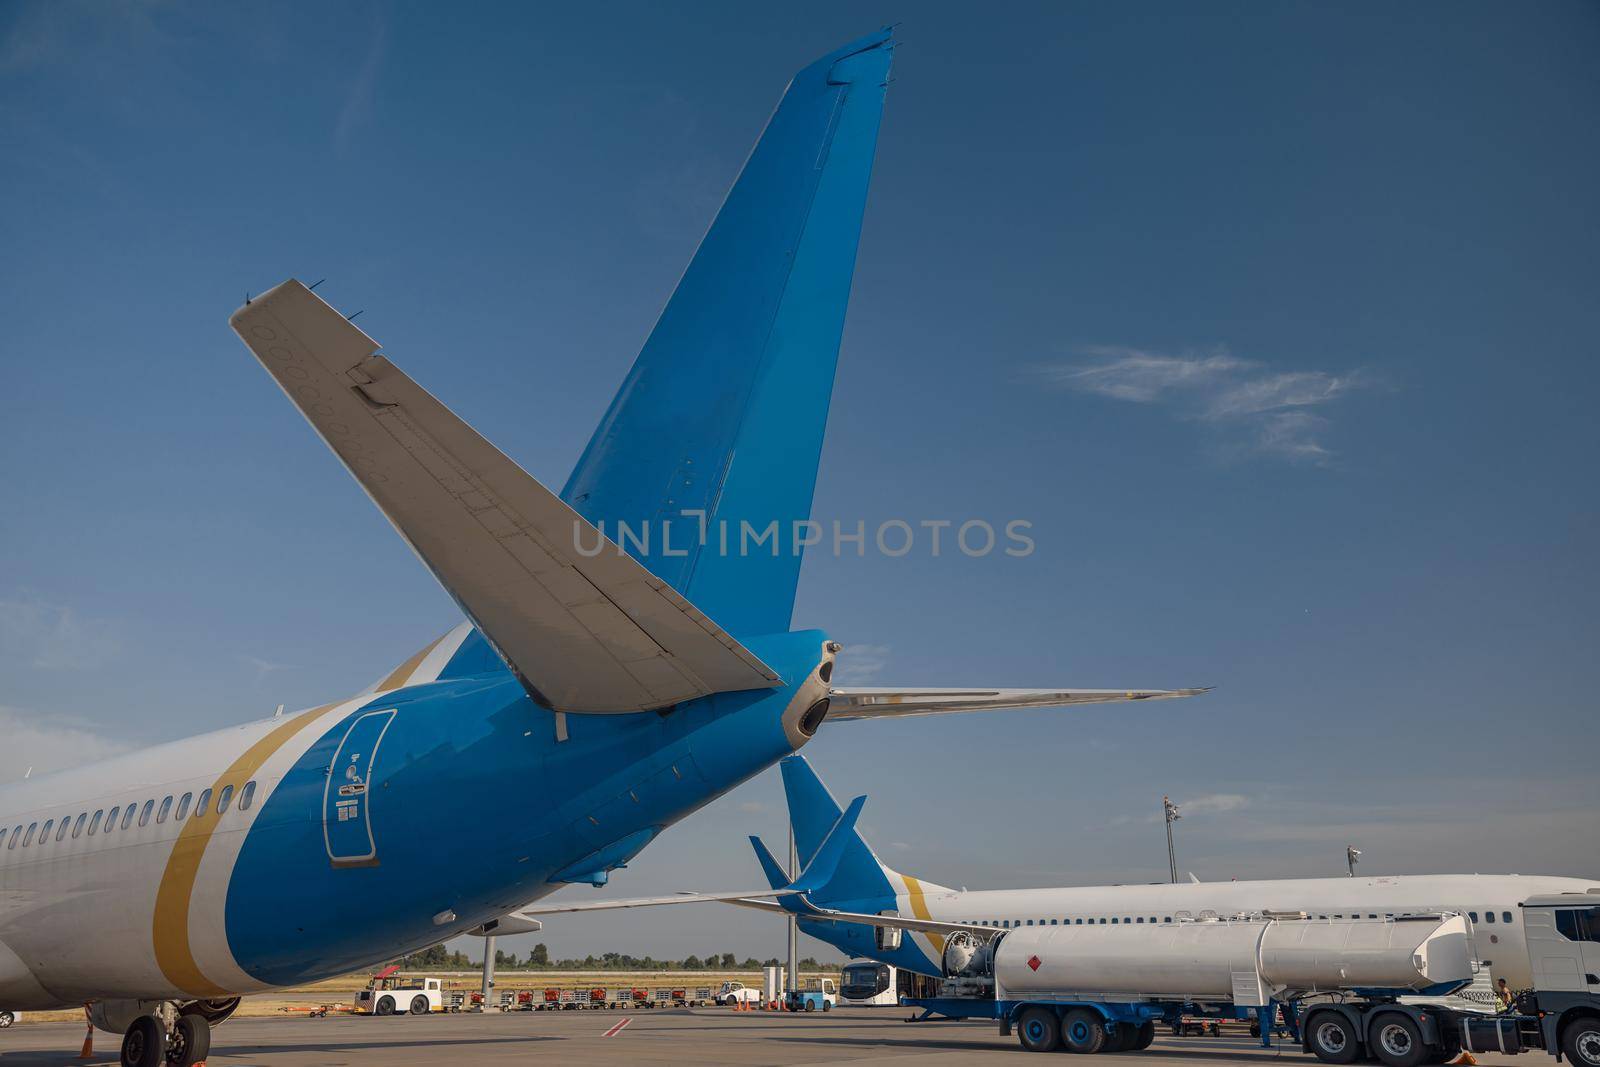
[{"left": 226, "top": 631, "right": 825, "bottom": 986}]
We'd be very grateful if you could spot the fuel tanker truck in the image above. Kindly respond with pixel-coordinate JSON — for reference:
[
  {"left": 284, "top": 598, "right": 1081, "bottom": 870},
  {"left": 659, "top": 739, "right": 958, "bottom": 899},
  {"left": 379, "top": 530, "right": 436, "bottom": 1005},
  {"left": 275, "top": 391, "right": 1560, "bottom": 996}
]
[{"left": 906, "top": 897, "right": 1600, "bottom": 1067}]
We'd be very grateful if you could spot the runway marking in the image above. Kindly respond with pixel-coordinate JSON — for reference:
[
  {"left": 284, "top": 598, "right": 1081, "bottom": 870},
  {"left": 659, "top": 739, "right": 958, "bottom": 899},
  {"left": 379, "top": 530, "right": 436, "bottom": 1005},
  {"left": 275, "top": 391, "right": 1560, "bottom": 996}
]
[{"left": 602, "top": 1017, "right": 632, "bottom": 1038}]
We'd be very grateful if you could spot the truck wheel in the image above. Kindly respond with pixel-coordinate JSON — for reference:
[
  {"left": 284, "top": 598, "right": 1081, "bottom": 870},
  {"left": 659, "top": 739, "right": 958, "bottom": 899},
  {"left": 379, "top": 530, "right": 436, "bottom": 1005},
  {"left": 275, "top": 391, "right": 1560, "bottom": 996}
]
[
  {"left": 1370, "top": 1012, "right": 1425, "bottom": 1067},
  {"left": 1018, "top": 1007, "right": 1062, "bottom": 1053},
  {"left": 1061, "top": 1009, "right": 1105, "bottom": 1054},
  {"left": 409, "top": 995, "right": 428, "bottom": 1015},
  {"left": 805, "top": 1000, "right": 815, "bottom": 1012},
  {"left": 1563, "top": 1016, "right": 1600, "bottom": 1067},
  {"left": 0, "top": 1011, "right": 12, "bottom": 1028},
  {"left": 1133, "top": 1022, "right": 1156, "bottom": 1051},
  {"left": 1102, "top": 1026, "right": 1132, "bottom": 1052},
  {"left": 375, "top": 995, "right": 395, "bottom": 1016},
  {"left": 1308, "top": 1013, "right": 1360, "bottom": 1065}
]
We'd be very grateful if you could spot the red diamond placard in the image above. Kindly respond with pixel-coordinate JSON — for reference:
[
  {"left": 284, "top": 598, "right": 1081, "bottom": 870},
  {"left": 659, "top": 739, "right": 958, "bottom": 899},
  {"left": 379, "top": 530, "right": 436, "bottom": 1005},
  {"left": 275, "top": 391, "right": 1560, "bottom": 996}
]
[{"left": 1027, "top": 954, "right": 1042, "bottom": 971}]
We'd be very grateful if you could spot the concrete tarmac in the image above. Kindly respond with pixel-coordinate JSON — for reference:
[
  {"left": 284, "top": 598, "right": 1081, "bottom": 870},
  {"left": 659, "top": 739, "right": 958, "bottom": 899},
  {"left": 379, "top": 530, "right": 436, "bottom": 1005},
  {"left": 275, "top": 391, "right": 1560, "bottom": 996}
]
[{"left": 0, "top": 1008, "right": 1529, "bottom": 1066}]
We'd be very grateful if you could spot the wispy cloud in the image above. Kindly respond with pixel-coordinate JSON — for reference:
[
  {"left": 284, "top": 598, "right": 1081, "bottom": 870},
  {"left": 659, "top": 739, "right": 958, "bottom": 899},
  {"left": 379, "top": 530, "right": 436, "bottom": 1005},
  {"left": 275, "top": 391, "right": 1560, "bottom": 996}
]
[
  {"left": 0, "top": 705, "right": 127, "bottom": 780},
  {"left": 1028, "top": 345, "right": 1377, "bottom": 465},
  {"left": 1174, "top": 792, "right": 1252, "bottom": 816},
  {"left": 334, "top": 8, "right": 387, "bottom": 149},
  {"left": 834, "top": 644, "right": 891, "bottom": 683},
  {"left": 240, "top": 654, "right": 295, "bottom": 686},
  {"left": 0, "top": 597, "right": 121, "bottom": 670}
]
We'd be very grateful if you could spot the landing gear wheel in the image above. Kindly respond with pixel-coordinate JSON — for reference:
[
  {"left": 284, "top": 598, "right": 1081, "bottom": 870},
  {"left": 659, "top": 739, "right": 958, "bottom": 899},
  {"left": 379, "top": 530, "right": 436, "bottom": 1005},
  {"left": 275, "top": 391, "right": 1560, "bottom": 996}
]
[
  {"left": 120, "top": 1014, "right": 165, "bottom": 1067},
  {"left": 1133, "top": 1022, "right": 1156, "bottom": 1051},
  {"left": 409, "top": 995, "right": 428, "bottom": 1015},
  {"left": 1061, "top": 1009, "right": 1106, "bottom": 1054},
  {"left": 375, "top": 995, "right": 396, "bottom": 1016},
  {"left": 1309, "top": 1014, "right": 1361, "bottom": 1065},
  {"left": 1563, "top": 1017, "right": 1600, "bottom": 1067},
  {"left": 1018, "top": 1007, "right": 1062, "bottom": 1053},
  {"left": 1371, "top": 1013, "right": 1425, "bottom": 1067},
  {"left": 170, "top": 1015, "right": 210, "bottom": 1067}
]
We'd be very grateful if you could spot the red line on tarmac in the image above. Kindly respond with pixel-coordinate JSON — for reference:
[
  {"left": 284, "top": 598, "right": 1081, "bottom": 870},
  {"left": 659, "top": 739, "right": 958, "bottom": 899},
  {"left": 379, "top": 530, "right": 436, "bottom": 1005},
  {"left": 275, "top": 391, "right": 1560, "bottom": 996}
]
[{"left": 602, "top": 1017, "right": 632, "bottom": 1038}]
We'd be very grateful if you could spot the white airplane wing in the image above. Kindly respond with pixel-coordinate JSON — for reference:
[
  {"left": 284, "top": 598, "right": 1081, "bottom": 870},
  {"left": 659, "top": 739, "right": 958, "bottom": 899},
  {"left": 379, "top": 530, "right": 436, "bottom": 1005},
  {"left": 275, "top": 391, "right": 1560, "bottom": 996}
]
[
  {"left": 230, "top": 279, "right": 779, "bottom": 714},
  {"left": 517, "top": 888, "right": 804, "bottom": 916},
  {"left": 827, "top": 686, "right": 1208, "bottom": 720}
]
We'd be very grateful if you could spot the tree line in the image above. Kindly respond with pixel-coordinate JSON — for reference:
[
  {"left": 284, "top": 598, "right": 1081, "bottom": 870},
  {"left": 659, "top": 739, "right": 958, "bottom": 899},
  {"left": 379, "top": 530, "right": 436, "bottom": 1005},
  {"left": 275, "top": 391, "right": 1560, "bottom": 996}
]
[{"left": 397, "top": 943, "right": 822, "bottom": 972}]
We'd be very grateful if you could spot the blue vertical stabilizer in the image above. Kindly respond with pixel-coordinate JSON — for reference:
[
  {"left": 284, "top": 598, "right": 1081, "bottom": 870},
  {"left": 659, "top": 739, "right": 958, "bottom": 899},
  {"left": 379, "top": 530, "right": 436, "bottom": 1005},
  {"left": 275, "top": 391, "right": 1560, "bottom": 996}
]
[
  {"left": 778, "top": 754, "right": 893, "bottom": 906},
  {"left": 562, "top": 31, "right": 894, "bottom": 636}
]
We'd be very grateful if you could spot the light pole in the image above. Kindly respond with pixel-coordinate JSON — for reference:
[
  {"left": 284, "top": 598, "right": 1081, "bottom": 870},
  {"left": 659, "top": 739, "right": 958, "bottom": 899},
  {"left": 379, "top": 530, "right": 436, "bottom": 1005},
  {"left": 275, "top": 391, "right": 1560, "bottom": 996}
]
[
  {"left": 1346, "top": 846, "right": 1361, "bottom": 877},
  {"left": 1163, "top": 796, "right": 1181, "bottom": 883},
  {"left": 787, "top": 825, "right": 798, "bottom": 996}
]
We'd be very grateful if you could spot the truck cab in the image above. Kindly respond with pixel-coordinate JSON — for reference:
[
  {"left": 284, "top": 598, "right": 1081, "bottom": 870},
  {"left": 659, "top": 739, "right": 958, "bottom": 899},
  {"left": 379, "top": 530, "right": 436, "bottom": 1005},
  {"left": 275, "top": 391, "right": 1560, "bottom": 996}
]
[
  {"left": 355, "top": 970, "right": 444, "bottom": 1016},
  {"left": 1520, "top": 896, "right": 1600, "bottom": 1067}
]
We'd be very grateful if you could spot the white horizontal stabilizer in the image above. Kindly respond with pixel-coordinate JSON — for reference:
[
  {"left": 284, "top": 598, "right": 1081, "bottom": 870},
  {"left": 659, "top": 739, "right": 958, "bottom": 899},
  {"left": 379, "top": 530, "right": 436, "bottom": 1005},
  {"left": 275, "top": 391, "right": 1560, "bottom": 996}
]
[
  {"left": 230, "top": 279, "right": 779, "bottom": 713},
  {"left": 827, "top": 686, "right": 1208, "bottom": 720}
]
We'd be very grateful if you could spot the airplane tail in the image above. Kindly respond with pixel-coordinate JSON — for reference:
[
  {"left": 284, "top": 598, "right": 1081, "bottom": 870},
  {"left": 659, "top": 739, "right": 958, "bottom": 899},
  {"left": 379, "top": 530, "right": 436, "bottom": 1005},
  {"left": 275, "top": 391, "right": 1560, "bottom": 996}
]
[
  {"left": 753, "top": 754, "right": 952, "bottom": 911},
  {"left": 561, "top": 30, "right": 895, "bottom": 638}
]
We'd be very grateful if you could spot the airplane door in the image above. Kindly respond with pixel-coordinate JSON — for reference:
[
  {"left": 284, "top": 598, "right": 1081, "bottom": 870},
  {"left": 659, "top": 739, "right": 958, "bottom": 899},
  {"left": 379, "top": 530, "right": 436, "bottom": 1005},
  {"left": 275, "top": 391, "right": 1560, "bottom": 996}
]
[{"left": 323, "top": 709, "right": 397, "bottom": 868}]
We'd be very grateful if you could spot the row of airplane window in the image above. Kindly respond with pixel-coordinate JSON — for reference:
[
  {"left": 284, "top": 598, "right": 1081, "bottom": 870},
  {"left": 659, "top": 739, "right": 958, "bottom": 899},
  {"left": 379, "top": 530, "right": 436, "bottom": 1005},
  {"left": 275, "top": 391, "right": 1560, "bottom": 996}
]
[
  {"left": 0, "top": 781, "right": 258, "bottom": 856},
  {"left": 984, "top": 910, "right": 1516, "bottom": 927}
]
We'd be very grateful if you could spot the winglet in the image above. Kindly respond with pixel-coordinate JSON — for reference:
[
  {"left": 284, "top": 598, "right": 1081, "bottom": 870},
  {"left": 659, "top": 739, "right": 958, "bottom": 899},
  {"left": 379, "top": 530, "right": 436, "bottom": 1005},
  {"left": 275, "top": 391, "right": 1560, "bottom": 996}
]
[
  {"left": 749, "top": 835, "right": 791, "bottom": 891},
  {"left": 789, "top": 794, "right": 866, "bottom": 894}
]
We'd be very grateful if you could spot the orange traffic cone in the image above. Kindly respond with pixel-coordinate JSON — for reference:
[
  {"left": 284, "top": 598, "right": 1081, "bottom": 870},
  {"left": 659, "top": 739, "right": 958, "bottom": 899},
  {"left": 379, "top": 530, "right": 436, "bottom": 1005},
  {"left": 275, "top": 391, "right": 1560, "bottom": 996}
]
[
  {"left": 1449, "top": 1054, "right": 1478, "bottom": 1066},
  {"left": 78, "top": 1004, "right": 93, "bottom": 1059}
]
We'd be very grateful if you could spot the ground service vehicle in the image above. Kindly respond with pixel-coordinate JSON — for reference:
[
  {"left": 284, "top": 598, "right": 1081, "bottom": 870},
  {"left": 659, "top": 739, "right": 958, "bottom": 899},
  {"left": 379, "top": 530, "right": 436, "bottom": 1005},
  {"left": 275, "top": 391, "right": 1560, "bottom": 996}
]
[
  {"left": 908, "top": 912, "right": 1475, "bottom": 1054},
  {"left": 786, "top": 977, "right": 837, "bottom": 1012},
  {"left": 353, "top": 972, "right": 444, "bottom": 1016},
  {"left": 716, "top": 981, "right": 762, "bottom": 1006},
  {"left": 1298, "top": 895, "right": 1600, "bottom": 1067}
]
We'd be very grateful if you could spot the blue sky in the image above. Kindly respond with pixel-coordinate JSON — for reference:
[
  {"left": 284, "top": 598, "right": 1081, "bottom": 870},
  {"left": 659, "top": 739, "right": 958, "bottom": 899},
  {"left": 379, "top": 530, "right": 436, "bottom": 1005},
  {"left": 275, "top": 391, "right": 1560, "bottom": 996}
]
[{"left": 2, "top": 1, "right": 1596, "bottom": 962}]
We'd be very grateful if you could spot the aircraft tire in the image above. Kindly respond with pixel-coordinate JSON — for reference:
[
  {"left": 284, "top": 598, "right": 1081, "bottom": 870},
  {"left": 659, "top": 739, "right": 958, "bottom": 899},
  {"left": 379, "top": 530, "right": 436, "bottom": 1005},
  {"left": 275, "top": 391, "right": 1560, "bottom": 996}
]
[
  {"left": 119, "top": 1014, "right": 164, "bottom": 1067},
  {"left": 1061, "top": 1009, "right": 1105, "bottom": 1054},
  {"left": 172, "top": 1014, "right": 210, "bottom": 1067}
]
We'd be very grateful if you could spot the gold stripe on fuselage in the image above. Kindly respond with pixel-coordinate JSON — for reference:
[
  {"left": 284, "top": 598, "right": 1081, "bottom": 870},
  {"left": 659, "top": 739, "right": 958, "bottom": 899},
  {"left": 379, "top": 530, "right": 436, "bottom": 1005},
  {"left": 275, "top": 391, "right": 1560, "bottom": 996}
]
[
  {"left": 151, "top": 702, "right": 346, "bottom": 996},
  {"left": 902, "top": 874, "right": 946, "bottom": 956}
]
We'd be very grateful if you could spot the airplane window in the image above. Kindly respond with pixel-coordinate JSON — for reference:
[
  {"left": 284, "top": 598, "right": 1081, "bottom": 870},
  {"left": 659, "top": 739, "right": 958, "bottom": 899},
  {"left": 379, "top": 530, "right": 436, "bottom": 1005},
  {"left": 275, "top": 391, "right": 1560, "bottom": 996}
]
[
  {"left": 0, "top": 829, "right": 6, "bottom": 849},
  {"left": 1025, "top": 919, "right": 1033, "bottom": 926},
  {"left": 1485, "top": 911, "right": 1496, "bottom": 924},
  {"left": 72, "top": 813, "right": 87, "bottom": 838},
  {"left": 1502, "top": 912, "right": 1513, "bottom": 924},
  {"left": 121, "top": 805, "right": 136, "bottom": 830},
  {"left": 8, "top": 825, "right": 19, "bottom": 849},
  {"left": 138, "top": 800, "right": 154, "bottom": 827},
  {"left": 39, "top": 819, "right": 53, "bottom": 843},
  {"left": 89, "top": 810, "right": 103, "bottom": 835},
  {"left": 56, "top": 819, "right": 70, "bottom": 842},
  {"left": 1124, "top": 917, "right": 1132, "bottom": 924},
  {"left": 1099, "top": 918, "right": 1107, "bottom": 924},
  {"left": 217, "top": 784, "right": 234, "bottom": 814},
  {"left": 157, "top": 796, "right": 173, "bottom": 824},
  {"left": 1111, "top": 917, "right": 1118, "bottom": 924},
  {"left": 175, "top": 793, "right": 192, "bottom": 821},
  {"left": 1050, "top": 918, "right": 1058, "bottom": 925},
  {"left": 25, "top": 822, "right": 39, "bottom": 846},
  {"left": 106, "top": 806, "right": 119, "bottom": 831},
  {"left": 239, "top": 781, "right": 256, "bottom": 811},
  {"left": 195, "top": 788, "right": 212, "bottom": 817},
  {"left": 1136, "top": 917, "right": 1144, "bottom": 923},
  {"left": 1469, "top": 912, "right": 1479, "bottom": 923},
  {"left": 1076, "top": 919, "right": 1084, "bottom": 925},
  {"left": 1368, "top": 914, "right": 1377, "bottom": 919},
  {"left": 1164, "top": 917, "right": 1172, "bottom": 923}
]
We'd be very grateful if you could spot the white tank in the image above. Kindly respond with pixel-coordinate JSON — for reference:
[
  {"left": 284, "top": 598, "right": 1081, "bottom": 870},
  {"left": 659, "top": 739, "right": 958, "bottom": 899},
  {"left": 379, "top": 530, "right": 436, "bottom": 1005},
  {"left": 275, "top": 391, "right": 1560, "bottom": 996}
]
[{"left": 992, "top": 915, "right": 1471, "bottom": 1002}]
